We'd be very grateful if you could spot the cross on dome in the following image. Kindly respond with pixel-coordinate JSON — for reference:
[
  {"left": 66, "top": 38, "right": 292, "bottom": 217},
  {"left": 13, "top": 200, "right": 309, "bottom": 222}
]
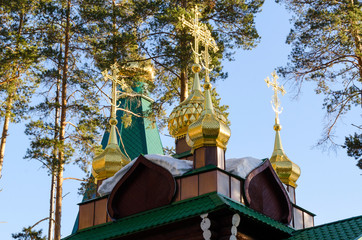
[{"left": 265, "top": 71, "right": 286, "bottom": 122}]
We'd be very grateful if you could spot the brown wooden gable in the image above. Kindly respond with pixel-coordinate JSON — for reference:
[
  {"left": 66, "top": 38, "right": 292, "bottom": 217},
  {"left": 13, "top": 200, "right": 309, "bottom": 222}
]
[
  {"left": 244, "top": 159, "right": 292, "bottom": 224},
  {"left": 107, "top": 155, "right": 176, "bottom": 220}
]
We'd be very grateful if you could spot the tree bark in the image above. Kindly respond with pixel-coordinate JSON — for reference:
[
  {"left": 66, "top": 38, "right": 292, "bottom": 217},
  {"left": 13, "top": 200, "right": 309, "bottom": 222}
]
[
  {"left": 180, "top": 71, "right": 188, "bottom": 102},
  {"left": 179, "top": 0, "right": 188, "bottom": 102},
  {"left": 0, "top": 85, "right": 14, "bottom": 179},
  {"left": 112, "top": 0, "right": 117, "bottom": 63},
  {"left": 48, "top": 172, "right": 56, "bottom": 240},
  {"left": 54, "top": 0, "right": 71, "bottom": 239}
]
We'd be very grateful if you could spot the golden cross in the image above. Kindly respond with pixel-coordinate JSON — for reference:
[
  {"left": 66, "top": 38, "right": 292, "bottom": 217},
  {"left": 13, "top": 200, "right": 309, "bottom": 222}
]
[
  {"left": 101, "top": 62, "right": 128, "bottom": 120},
  {"left": 265, "top": 71, "right": 286, "bottom": 119},
  {"left": 200, "top": 28, "right": 218, "bottom": 83},
  {"left": 180, "top": 6, "right": 203, "bottom": 64},
  {"left": 180, "top": 6, "right": 218, "bottom": 65}
]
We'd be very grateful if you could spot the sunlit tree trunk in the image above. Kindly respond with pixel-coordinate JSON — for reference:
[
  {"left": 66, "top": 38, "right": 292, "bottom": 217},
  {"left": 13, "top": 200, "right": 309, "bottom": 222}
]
[
  {"left": 49, "top": 46, "right": 62, "bottom": 240},
  {"left": 0, "top": 85, "right": 14, "bottom": 179},
  {"left": 179, "top": 0, "right": 188, "bottom": 102},
  {"left": 54, "top": 0, "right": 71, "bottom": 239}
]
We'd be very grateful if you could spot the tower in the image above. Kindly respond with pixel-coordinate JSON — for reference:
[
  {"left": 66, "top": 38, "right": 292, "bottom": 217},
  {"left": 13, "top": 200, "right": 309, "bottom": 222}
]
[
  {"left": 168, "top": 7, "right": 227, "bottom": 160},
  {"left": 71, "top": 62, "right": 164, "bottom": 233},
  {"left": 186, "top": 20, "right": 231, "bottom": 170},
  {"left": 265, "top": 71, "right": 301, "bottom": 204},
  {"left": 101, "top": 65, "right": 164, "bottom": 160}
]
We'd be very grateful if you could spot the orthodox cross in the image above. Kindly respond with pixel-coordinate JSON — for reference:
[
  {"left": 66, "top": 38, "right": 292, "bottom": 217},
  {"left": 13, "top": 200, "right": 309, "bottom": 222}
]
[
  {"left": 265, "top": 71, "right": 286, "bottom": 122},
  {"left": 199, "top": 28, "right": 218, "bottom": 83},
  {"left": 101, "top": 62, "right": 128, "bottom": 121},
  {"left": 179, "top": 6, "right": 219, "bottom": 82},
  {"left": 180, "top": 6, "right": 205, "bottom": 64}
]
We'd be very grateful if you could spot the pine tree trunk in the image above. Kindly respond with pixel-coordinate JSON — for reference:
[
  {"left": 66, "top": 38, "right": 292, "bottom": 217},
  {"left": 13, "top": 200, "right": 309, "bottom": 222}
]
[
  {"left": 179, "top": 0, "right": 188, "bottom": 102},
  {"left": 180, "top": 71, "right": 188, "bottom": 102},
  {"left": 0, "top": 86, "right": 14, "bottom": 179},
  {"left": 54, "top": 0, "right": 71, "bottom": 239},
  {"left": 49, "top": 46, "right": 62, "bottom": 240},
  {"left": 48, "top": 172, "right": 56, "bottom": 240},
  {"left": 112, "top": 0, "right": 117, "bottom": 62},
  {"left": 54, "top": 165, "right": 63, "bottom": 240}
]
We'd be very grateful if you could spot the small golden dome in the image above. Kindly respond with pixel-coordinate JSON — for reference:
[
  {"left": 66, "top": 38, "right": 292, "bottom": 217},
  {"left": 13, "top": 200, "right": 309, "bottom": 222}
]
[
  {"left": 187, "top": 82, "right": 231, "bottom": 150},
  {"left": 270, "top": 122, "right": 301, "bottom": 187},
  {"left": 92, "top": 119, "right": 130, "bottom": 182},
  {"left": 168, "top": 66, "right": 226, "bottom": 139}
]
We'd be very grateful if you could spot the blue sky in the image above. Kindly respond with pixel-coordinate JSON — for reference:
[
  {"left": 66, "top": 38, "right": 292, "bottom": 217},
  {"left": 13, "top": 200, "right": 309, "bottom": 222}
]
[{"left": 0, "top": 1, "right": 361, "bottom": 239}]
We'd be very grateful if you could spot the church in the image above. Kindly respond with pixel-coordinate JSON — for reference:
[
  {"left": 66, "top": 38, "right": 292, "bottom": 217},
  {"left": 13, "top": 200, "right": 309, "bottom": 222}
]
[{"left": 62, "top": 7, "right": 362, "bottom": 240}]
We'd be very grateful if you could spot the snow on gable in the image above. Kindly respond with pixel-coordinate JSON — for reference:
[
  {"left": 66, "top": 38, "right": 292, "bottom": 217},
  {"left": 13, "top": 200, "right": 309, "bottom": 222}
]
[
  {"left": 98, "top": 154, "right": 193, "bottom": 196},
  {"left": 226, "top": 157, "right": 263, "bottom": 179}
]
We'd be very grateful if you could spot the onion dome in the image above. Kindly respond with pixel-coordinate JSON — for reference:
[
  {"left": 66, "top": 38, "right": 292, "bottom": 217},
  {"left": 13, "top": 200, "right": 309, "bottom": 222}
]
[
  {"left": 187, "top": 82, "right": 231, "bottom": 150},
  {"left": 270, "top": 119, "right": 301, "bottom": 188},
  {"left": 92, "top": 118, "right": 130, "bottom": 183},
  {"left": 168, "top": 64, "right": 227, "bottom": 139}
]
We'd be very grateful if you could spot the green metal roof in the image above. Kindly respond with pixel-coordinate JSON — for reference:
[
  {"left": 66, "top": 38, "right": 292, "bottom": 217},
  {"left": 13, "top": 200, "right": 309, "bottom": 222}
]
[
  {"left": 181, "top": 164, "right": 218, "bottom": 176},
  {"left": 287, "top": 215, "right": 362, "bottom": 240},
  {"left": 101, "top": 93, "right": 164, "bottom": 160},
  {"left": 172, "top": 150, "right": 192, "bottom": 159},
  {"left": 63, "top": 192, "right": 293, "bottom": 240}
]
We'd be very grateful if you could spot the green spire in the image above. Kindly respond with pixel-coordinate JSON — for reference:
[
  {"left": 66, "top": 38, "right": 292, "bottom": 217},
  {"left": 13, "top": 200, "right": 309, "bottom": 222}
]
[{"left": 101, "top": 85, "right": 164, "bottom": 160}]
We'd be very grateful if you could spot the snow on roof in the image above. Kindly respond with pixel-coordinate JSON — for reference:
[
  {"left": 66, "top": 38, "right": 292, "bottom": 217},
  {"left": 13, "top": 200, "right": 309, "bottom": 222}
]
[
  {"left": 98, "top": 155, "right": 263, "bottom": 196},
  {"left": 226, "top": 157, "right": 263, "bottom": 179},
  {"left": 98, "top": 154, "right": 193, "bottom": 196}
]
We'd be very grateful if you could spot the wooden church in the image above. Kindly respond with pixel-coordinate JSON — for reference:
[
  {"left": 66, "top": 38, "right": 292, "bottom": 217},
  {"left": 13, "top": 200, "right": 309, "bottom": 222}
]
[{"left": 63, "top": 7, "right": 362, "bottom": 240}]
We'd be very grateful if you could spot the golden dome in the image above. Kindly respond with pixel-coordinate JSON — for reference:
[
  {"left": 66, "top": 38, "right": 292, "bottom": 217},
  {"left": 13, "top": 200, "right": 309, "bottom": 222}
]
[
  {"left": 270, "top": 121, "right": 301, "bottom": 188},
  {"left": 92, "top": 119, "right": 130, "bottom": 182},
  {"left": 187, "top": 82, "right": 231, "bottom": 150},
  {"left": 168, "top": 65, "right": 227, "bottom": 139}
]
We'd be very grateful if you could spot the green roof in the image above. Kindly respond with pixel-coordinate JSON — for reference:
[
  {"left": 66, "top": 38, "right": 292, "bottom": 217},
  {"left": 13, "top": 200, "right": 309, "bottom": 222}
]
[
  {"left": 63, "top": 192, "right": 293, "bottom": 240},
  {"left": 181, "top": 164, "right": 218, "bottom": 176},
  {"left": 288, "top": 215, "right": 362, "bottom": 240},
  {"left": 172, "top": 150, "right": 192, "bottom": 159},
  {"left": 101, "top": 93, "right": 164, "bottom": 160}
]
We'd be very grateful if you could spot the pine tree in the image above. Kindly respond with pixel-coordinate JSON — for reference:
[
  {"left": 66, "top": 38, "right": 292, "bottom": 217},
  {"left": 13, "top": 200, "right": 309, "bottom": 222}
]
[
  {"left": 134, "top": 1, "right": 263, "bottom": 102},
  {"left": 343, "top": 132, "right": 362, "bottom": 169},
  {"left": 80, "top": 0, "right": 264, "bottom": 123},
  {"left": 277, "top": 0, "right": 362, "bottom": 152},
  {"left": 80, "top": 0, "right": 161, "bottom": 129},
  {"left": 12, "top": 227, "right": 46, "bottom": 240},
  {"left": 24, "top": 1, "right": 105, "bottom": 239},
  {"left": 0, "top": 0, "right": 39, "bottom": 180}
]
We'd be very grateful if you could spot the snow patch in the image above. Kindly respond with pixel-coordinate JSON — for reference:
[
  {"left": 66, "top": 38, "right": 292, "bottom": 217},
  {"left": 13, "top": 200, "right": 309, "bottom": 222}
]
[
  {"left": 98, "top": 154, "right": 193, "bottom": 196},
  {"left": 226, "top": 157, "right": 263, "bottom": 179}
]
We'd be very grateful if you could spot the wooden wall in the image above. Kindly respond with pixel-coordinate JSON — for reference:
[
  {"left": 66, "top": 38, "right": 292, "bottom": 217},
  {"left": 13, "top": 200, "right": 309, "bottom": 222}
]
[
  {"left": 174, "top": 169, "right": 244, "bottom": 204},
  {"left": 78, "top": 197, "right": 111, "bottom": 230}
]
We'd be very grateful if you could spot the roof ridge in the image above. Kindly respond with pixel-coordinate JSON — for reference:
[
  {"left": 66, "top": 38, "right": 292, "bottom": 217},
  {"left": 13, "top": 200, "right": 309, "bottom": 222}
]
[{"left": 296, "top": 214, "right": 362, "bottom": 232}]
